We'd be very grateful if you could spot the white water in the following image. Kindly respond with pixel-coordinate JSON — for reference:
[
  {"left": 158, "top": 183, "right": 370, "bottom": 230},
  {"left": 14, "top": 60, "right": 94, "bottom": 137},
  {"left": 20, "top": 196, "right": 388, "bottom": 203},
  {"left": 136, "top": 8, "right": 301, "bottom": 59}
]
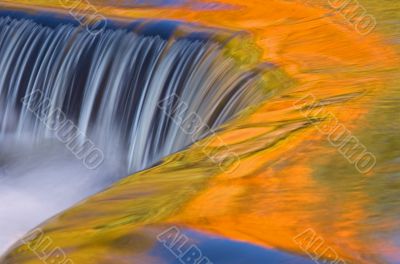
[{"left": 0, "top": 139, "right": 125, "bottom": 254}]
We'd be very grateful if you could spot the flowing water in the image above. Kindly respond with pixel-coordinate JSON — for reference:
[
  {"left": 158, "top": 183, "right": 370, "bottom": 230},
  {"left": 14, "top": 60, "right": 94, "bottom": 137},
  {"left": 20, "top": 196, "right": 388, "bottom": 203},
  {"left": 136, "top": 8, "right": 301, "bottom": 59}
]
[
  {"left": 0, "top": 0, "right": 399, "bottom": 263},
  {"left": 0, "top": 13, "right": 265, "bottom": 254}
]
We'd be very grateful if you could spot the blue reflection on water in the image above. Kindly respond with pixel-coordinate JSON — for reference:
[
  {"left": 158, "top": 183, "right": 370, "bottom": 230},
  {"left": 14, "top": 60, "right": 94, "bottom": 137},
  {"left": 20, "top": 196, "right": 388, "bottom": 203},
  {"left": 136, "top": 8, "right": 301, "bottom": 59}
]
[{"left": 152, "top": 227, "right": 316, "bottom": 264}]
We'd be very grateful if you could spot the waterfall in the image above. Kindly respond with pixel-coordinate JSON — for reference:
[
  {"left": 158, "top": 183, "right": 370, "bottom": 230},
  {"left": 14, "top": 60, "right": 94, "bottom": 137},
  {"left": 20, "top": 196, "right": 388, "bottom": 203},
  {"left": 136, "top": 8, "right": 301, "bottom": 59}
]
[
  {"left": 0, "top": 14, "right": 264, "bottom": 253},
  {"left": 0, "top": 16, "right": 263, "bottom": 173}
]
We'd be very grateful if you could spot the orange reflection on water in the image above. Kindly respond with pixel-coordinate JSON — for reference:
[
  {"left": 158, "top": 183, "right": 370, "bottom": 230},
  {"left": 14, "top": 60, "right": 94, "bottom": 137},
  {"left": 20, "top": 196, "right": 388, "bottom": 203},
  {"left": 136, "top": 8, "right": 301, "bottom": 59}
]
[{"left": 1, "top": 0, "right": 399, "bottom": 263}]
